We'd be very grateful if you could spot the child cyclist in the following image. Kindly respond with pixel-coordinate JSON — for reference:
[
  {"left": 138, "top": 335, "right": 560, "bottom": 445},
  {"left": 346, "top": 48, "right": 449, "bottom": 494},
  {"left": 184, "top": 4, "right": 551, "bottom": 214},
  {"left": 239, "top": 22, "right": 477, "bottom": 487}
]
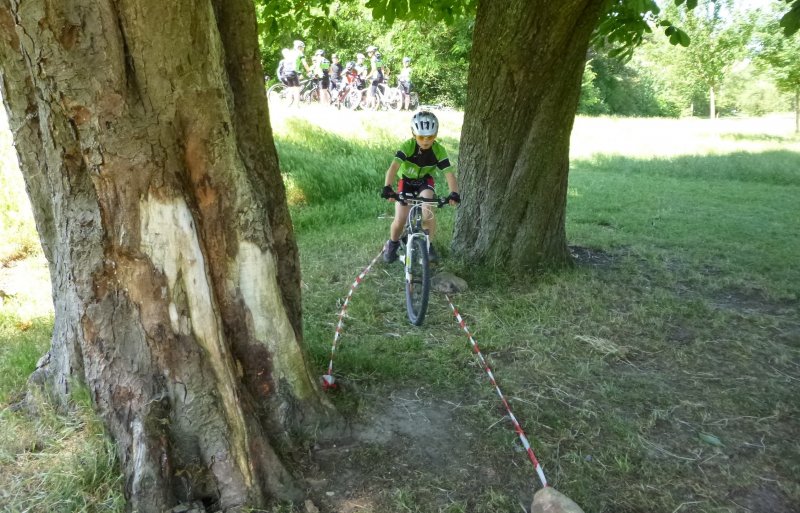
[{"left": 381, "top": 111, "right": 460, "bottom": 263}]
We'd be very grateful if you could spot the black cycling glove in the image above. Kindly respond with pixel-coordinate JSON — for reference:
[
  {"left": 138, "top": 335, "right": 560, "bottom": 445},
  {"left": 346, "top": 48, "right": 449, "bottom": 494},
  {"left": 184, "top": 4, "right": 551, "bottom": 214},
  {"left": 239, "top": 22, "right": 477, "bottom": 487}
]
[
  {"left": 381, "top": 185, "right": 395, "bottom": 199},
  {"left": 447, "top": 192, "right": 461, "bottom": 204}
]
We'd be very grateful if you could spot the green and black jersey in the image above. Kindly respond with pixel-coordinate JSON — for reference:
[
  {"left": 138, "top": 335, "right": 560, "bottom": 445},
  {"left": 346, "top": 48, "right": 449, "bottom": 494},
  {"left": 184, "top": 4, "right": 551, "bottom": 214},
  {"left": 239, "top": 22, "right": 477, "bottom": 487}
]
[{"left": 394, "top": 139, "right": 453, "bottom": 180}]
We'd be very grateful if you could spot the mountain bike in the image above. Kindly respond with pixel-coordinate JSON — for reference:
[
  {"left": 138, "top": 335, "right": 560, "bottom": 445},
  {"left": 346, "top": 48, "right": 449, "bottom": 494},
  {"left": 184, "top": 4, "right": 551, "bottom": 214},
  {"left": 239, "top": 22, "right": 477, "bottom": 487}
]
[
  {"left": 267, "top": 78, "right": 320, "bottom": 107},
  {"left": 392, "top": 192, "right": 447, "bottom": 326},
  {"left": 348, "top": 83, "right": 401, "bottom": 111}
]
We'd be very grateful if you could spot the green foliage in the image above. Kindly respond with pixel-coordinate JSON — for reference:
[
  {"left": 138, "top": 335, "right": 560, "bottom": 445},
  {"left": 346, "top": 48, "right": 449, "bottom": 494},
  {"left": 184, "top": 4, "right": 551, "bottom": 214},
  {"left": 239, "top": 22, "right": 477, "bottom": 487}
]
[
  {"left": 578, "top": 61, "right": 606, "bottom": 115},
  {"left": 593, "top": 0, "right": 692, "bottom": 61},
  {"left": 753, "top": 1, "right": 800, "bottom": 96},
  {"left": 722, "top": 68, "right": 790, "bottom": 116},
  {"left": 675, "top": 0, "right": 752, "bottom": 90},
  {"left": 255, "top": 0, "right": 338, "bottom": 76},
  {"left": 579, "top": 51, "right": 682, "bottom": 117},
  {"left": 779, "top": 0, "right": 800, "bottom": 35},
  {"left": 364, "top": 0, "right": 476, "bottom": 24},
  {"left": 258, "top": 1, "right": 472, "bottom": 108}
]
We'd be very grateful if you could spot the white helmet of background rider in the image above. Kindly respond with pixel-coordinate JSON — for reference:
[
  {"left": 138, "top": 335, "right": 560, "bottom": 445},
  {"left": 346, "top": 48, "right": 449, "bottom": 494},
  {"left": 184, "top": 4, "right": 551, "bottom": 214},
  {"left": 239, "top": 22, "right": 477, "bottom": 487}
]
[
  {"left": 366, "top": 45, "right": 377, "bottom": 53},
  {"left": 411, "top": 111, "right": 439, "bottom": 137},
  {"left": 356, "top": 53, "right": 365, "bottom": 61},
  {"left": 403, "top": 56, "right": 411, "bottom": 64},
  {"left": 293, "top": 40, "right": 305, "bottom": 49}
]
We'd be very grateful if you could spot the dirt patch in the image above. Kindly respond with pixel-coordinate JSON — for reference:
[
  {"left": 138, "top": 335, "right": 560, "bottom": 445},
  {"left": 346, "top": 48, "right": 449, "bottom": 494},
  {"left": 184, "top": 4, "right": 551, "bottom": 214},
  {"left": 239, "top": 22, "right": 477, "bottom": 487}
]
[
  {"left": 569, "top": 245, "right": 616, "bottom": 269},
  {"left": 666, "top": 323, "right": 696, "bottom": 346},
  {"left": 711, "top": 287, "right": 798, "bottom": 316},
  {"left": 302, "top": 386, "right": 534, "bottom": 513},
  {"left": 727, "top": 483, "right": 797, "bottom": 513}
]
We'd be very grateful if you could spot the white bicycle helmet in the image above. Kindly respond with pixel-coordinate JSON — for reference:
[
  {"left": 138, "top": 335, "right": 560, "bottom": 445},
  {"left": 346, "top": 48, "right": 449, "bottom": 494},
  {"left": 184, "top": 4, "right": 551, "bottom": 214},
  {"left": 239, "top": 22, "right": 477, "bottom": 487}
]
[
  {"left": 293, "top": 40, "right": 305, "bottom": 49},
  {"left": 411, "top": 111, "right": 438, "bottom": 137},
  {"left": 403, "top": 56, "right": 411, "bottom": 63},
  {"left": 366, "top": 45, "right": 377, "bottom": 53}
]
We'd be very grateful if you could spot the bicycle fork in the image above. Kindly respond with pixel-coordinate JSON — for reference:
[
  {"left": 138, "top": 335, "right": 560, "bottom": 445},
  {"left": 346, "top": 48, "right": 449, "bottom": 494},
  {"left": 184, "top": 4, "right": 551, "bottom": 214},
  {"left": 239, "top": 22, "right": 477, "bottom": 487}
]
[{"left": 402, "top": 232, "right": 429, "bottom": 283}]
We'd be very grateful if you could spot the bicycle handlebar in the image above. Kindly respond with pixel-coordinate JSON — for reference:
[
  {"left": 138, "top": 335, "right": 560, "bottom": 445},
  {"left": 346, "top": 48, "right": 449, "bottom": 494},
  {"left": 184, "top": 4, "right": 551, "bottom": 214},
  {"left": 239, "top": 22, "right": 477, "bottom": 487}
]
[{"left": 390, "top": 192, "right": 448, "bottom": 208}]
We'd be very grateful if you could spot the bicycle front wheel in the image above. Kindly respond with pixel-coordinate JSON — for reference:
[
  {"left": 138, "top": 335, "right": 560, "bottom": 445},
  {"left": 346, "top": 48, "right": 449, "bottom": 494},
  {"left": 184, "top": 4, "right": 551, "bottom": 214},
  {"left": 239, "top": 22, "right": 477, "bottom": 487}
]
[
  {"left": 405, "top": 236, "right": 430, "bottom": 326},
  {"left": 267, "top": 83, "right": 293, "bottom": 108},
  {"left": 345, "top": 88, "right": 364, "bottom": 110}
]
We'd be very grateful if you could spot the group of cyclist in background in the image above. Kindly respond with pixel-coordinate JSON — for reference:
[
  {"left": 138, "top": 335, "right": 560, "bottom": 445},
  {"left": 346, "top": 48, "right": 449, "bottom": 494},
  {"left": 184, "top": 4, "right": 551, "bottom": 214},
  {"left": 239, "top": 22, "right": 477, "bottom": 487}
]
[{"left": 274, "top": 40, "right": 414, "bottom": 110}]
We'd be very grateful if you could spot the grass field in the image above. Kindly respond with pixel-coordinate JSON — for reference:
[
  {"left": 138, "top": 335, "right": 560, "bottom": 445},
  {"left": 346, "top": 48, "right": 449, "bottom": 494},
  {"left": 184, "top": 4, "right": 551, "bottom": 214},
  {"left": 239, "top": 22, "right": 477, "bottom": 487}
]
[{"left": 1, "top": 106, "right": 798, "bottom": 512}]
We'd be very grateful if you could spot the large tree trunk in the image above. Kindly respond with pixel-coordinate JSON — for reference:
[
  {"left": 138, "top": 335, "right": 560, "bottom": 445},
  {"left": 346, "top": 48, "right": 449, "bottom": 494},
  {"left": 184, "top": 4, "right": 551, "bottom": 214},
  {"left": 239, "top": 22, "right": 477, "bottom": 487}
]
[
  {"left": 709, "top": 85, "right": 716, "bottom": 119},
  {"left": 453, "top": 0, "right": 606, "bottom": 270},
  {"left": 0, "top": 0, "right": 331, "bottom": 510}
]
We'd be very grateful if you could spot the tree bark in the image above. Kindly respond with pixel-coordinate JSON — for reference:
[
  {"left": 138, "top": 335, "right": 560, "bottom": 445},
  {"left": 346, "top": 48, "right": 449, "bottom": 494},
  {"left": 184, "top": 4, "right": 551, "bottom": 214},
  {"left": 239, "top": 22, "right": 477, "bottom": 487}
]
[
  {"left": 709, "top": 85, "right": 716, "bottom": 119},
  {"left": 452, "top": 0, "right": 606, "bottom": 270},
  {"left": 0, "top": 0, "right": 331, "bottom": 510}
]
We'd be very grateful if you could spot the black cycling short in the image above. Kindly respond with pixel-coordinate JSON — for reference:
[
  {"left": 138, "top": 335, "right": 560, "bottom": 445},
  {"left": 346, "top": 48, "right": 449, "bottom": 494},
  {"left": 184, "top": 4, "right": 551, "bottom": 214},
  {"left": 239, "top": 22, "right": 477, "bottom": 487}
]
[
  {"left": 320, "top": 72, "right": 330, "bottom": 89},
  {"left": 284, "top": 71, "right": 300, "bottom": 87},
  {"left": 399, "top": 80, "right": 412, "bottom": 94},
  {"left": 398, "top": 175, "right": 434, "bottom": 196},
  {"left": 370, "top": 71, "right": 385, "bottom": 94},
  {"left": 329, "top": 79, "right": 341, "bottom": 91}
]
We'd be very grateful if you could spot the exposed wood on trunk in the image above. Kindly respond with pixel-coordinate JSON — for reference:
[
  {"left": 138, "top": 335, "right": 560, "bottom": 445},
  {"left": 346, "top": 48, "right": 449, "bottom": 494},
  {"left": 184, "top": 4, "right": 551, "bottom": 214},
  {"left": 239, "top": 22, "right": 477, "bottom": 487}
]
[
  {"left": 453, "top": 0, "right": 606, "bottom": 270},
  {"left": 0, "top": 0, "right": 332, "bottom": 509}
]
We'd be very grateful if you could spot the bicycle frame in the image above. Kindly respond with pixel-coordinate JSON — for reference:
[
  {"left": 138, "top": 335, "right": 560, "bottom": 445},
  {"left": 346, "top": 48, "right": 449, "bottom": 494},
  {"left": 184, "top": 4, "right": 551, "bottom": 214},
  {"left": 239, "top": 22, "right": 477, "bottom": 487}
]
[{"left": 399, "top": 199, "right": 433, "bottom": 263}]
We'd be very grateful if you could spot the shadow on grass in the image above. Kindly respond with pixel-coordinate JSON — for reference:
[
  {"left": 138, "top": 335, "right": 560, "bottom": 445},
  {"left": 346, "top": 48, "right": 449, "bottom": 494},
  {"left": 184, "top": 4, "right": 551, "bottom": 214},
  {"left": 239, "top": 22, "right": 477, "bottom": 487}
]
[
  {"left": 721, "top": 132, "right": 800, "bottom": 143},
  {"left": 572, "top": 150, "right": 800, "bottom": 187}
]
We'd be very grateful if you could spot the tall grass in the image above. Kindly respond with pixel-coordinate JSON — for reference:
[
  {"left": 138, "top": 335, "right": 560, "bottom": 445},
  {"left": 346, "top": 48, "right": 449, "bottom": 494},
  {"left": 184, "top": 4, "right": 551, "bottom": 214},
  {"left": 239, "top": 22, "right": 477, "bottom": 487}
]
[
  {"left": 288, "top": 110, "right": 800, "bottom": 512},
  {"left": 1, "top": 106, "right": 798, "bottom": 512},
  {"left": 0, "top": 107, "right": 40, "bottom": 264}
]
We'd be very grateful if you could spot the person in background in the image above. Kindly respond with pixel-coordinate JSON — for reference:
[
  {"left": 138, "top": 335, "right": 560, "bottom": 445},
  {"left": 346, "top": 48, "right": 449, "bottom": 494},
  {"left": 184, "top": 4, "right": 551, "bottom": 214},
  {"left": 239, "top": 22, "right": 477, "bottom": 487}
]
[
  {"left": 285, "top": 40, "right": 308, "bottom": 106},
  {"left": 276, "top": 48, "right": 292, "bottom": 85},
  {"left": 329, "top": 53, "right": 343, "bottom": 96},
  {"left": 354, "top": 53, "right": 368, "bottom": 90},
  {"left": 365, "top": 45, "right": 384, "bottom": 109},
  {"left": 397, "top": 56, "right": 413, "bottom": 110},
  {"left": 312, "top": 49, "right": 331, "bottom": 105}
]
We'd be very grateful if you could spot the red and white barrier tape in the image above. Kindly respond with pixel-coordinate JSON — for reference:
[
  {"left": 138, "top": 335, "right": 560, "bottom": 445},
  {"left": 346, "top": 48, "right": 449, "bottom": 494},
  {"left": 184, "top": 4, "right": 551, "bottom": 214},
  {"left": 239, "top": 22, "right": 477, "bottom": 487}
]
[
  {"left": 319, "top": 249, "right": 548, "bottom": 488},
  {"left": 445, "top": 294, "right": 549, "bottom": 489},
  {"left": 321, "top": 247, "right": 385, "bottom": 390}
]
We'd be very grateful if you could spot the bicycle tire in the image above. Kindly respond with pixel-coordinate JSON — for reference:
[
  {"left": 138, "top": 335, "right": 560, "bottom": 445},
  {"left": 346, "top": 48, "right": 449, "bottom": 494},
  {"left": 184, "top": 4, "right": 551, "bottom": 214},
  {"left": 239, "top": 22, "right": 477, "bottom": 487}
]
[
  {"left": 386, "top": 87, "right": 403, "bottom": 111},
  {"left": 267, "top": 83, "right": 293, "bottom": 107},
  {"left": 345, "top": 88, "right": 364, "bottom": 110},
  {"left": 405, "top": 235, "right": 430, "bottom": 326},
  {"left": 409, "top": 92, "right": 420, "bottom": 110}
]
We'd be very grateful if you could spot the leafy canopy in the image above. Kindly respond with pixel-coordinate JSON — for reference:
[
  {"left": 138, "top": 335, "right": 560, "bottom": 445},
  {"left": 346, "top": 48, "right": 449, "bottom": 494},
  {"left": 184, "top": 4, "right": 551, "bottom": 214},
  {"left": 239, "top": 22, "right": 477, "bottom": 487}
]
[{"left": 254, "top": 0, "right": 800, "bottom": 60}]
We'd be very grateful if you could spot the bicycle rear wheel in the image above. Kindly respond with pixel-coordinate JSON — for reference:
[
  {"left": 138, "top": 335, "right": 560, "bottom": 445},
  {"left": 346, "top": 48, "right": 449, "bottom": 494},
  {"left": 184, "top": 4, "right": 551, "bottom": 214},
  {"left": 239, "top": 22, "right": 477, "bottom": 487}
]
[
  {"left": 409, "top": 92, "right": 420, "bottom": 110},
  {"left": 405, "top": 235, "right": 430, "bottom": 326},
  {"left": 386, "top": 87, "right": 403, "bottom": 111}
]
